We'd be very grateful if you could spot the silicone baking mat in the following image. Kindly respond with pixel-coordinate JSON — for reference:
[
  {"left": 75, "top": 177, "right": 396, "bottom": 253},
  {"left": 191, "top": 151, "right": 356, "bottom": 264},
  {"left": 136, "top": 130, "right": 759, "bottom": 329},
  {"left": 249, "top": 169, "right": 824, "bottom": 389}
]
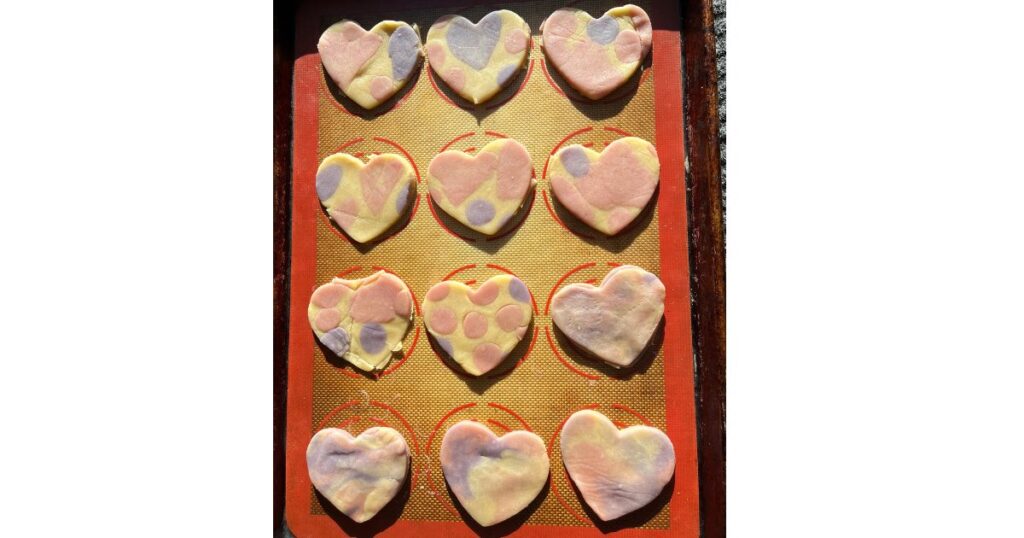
[{"left": 285, "top": 0, "right": 698, "bottom": 535}]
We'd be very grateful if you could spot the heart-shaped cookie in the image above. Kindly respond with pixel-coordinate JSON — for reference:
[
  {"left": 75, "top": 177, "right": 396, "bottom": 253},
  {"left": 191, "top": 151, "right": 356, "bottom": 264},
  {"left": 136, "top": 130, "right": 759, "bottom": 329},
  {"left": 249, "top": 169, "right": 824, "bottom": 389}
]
[
  {"left": 550, "top": 265, "right": 664, "bottom": 368},
  {"left": 541, "top": 5, "right": 652, "bottom": 100},
  {"left": 316, "top": 152, "right": 416, "bottom": 243},
  {"left": 308, "top": 271, "right": 413, "bottom": 372},
  {"left": 426, "top": 10, "right": 531, "bottom": 104},
  {"left": 440, "top": 421, "right": 549, "bottom": 526},
  {"left": 560, "top": 410, "right": 675, "bottom": 521},
  {"left": 549, "top": 137, "right": 659, "bottom": 235},
  {"left": 423, "top": 275, "right": 533, "bottom": 376},
  {"left": 307, "top": 427, "right": 411, "bottom": 523},
  {"left": 318, "top": 20, "right": 422, "bottom": 110},
  {"left": 427, "top": 138, "right": 534, "bottom": 235}
]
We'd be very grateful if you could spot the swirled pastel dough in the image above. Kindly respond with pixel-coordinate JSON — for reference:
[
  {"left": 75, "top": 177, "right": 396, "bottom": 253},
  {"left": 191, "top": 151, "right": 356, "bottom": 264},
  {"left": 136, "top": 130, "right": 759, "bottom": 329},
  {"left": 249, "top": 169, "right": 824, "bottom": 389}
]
[
  {"left": 316, "top": 153, "right": 416, "bottom": 243},
  {"left": 426, "top": 10, "right": 531, "bottom": 104},
  {"left": 560, "top": 410, "right": 675, "bottom": 521},
  {"left": 440, "top": 421, "right": 549, "bottom": 526},
  {"left": 541, "top": 5, "right": 652, "bottom": 100},
  {"left": 551, "top": 265, "right": 664, "bottom": 368},
  {"left": 424, "top": 275, "right": 532, "bottom": 376},
  {"left": 308, "top": 271, "right": 413, "bottom": 372},
  {"left": 427, "top": 138, "right": 534, "bottom": 235},
  {"left": 307, "top": 427, "right": 410, "bottom": 523},
  {"left": 318, "top": 20, "right": 422, "bottom": 109},
  {"left": 549, "top": 137, "right": 659, "bottom": 235}
]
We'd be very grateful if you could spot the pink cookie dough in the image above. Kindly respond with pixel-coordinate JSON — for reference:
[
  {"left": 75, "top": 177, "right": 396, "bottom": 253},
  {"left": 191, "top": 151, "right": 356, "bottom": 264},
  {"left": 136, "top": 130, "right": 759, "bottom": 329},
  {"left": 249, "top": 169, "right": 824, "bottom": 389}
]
[
  {"left": 440, "top": 421, "right": 549, "bottom": 526},
  {"left": 306, "top": 427, "right": 411, "bottom": 522},
  {"left": 559, "top": 410, "right": 675, "bottom": 521},
  {"left": 541, "top": 4, "right": 652, "bottom": 100},
  {"left": 550, "top": 265, "right": 665, "bottom": 368},
  {"left": 548, "top": 136, "right": 660, "bottom": 236}
]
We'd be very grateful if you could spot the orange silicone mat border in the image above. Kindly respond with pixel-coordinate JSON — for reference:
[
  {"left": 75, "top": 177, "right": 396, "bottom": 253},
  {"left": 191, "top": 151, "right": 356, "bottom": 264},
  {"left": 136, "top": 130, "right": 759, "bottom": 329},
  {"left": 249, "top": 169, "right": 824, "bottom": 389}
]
[{"left": 284, "top": 2, "right": 699, "bottom": 536}]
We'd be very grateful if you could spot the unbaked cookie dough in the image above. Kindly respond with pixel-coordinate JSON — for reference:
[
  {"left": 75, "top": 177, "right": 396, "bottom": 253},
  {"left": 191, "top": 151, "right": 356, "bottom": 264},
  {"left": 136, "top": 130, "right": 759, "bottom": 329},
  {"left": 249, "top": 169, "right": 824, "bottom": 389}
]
[
  {"left": 423, "top": 275, "right": 533, "bottom": 376},
  {"left": 550, "top": 265, "right": 664, "bottom": 368},
  {"left": 548, "top": 137, "right": 659, "bottom": 235},
  {"left": 426, "top": 10, "right": 531, "bottom": 104},
  {"left": 307, "top": 427, "right": 410, "bottom": 523},
  {"left": 541, "top": 5, "right": 652, "bottom": 100},
  {"left": 559, "top": 410, "right": 675, "bottom": 521},
  {"left": 427, "top": 138, "right": 534, "bottom": 235},
  {"left": 318, "top": 20, "right": 422, "bottom": 109},
  {"left": 440, "top": 421, "right": 549, "bottom": 527},
  {"left": 316, "top": 152, "right": 416, "bottom": 243},
  {"left": 308, "top": 271, "right": 413, "bottom": 372}
]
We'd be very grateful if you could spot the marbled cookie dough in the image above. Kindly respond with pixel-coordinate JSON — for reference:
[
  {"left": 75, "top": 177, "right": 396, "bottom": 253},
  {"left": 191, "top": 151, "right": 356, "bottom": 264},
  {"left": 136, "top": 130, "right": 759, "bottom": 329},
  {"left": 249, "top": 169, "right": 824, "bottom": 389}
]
[
  {"left": 548, "top": 137, "right": 659, "bottom": 235},
  {"left": 307, "top": 427, "right": 410, "bottom": 522},
  {"left": 440, "top": 421, "right": 549, "bottom": 526},
  {"left": 318, "top": 20, "right": 422, "bottom": 109},
  {"left": 316, "top": 152, "right": 416, "bottom": 243},
  {"left": 559, "top": 410, "right": 675, "bottom": 521},
  {"left": 550, "top": 265, "right": 664, "bottom": 368},
  {"left": 424, "top": 275, "right": 533, "bottom": 376},
  {"left": 308, "top": 271, "right": 413, "bottom": 372},
  {"left": 427, "top": 138, "right": 534, "bottom": 235},
  {"left": 541, "top": 5, "right": 652, "bottom": 100},
  {"left": 426, "top": 10, "right": 531, "bottom": 104}
]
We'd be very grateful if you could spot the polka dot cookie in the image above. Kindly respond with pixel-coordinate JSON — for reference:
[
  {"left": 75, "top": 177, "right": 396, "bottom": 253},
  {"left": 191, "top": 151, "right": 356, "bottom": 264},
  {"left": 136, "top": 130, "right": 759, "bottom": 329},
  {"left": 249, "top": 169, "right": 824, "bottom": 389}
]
[
  {"left": 548, "top": 137, "right": 660, "bottom": 235},
  {"left": 423, "top": 275, "right": 533, "bottom": 376},
  {"left": 307, "top": 427, "right": 411, "bottom": 523},
  {"left": 426, "top": 10, "right": 531, "bottom": 104},
  {"left": 427, "top": 138, "right": 534, "bottom": 235},
  {"left": 560, "top": 409, "right": 675, "bottom": 521},
  {"left": 541, "top": 5, "right": 652, "bottom": 100},
  {"left": 440, "top": 421, "right": 549, "bottom": 527},
  {"left": 308, "top": 271, "right": 413, "bottom": 372},
  {"left": 316, "top": 152, "right": 416, "bottom": 243},
  {"left": 318, "top": 20, "right": 422, "bottom": 110},
  {"left": 550, "top": 265, "right": 665, "bottom": 368}
]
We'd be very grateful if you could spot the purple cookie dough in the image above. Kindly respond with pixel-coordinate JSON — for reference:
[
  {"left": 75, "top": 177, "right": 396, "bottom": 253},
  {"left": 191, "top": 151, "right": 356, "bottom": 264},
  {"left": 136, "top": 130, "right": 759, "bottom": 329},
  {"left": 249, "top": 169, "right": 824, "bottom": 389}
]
[
  {"left": 316, "top": 165, "right": 343, "bottom": 201},
  {"left": 559, "top": 147, "right": 590, "bottom": 178},
  {"left": 389, "top": 25, "right": 420, "bottom": 81},
  {"left": 359, "top": 323, "right": 388, "bottom": 354},
  {"left": 466, "top": 199, "right": 496, "bottom": 226},
  {"left": 446, "top": 12, "right": 502, "bottom": 70},
  {"left": 587, "top": 15, "right": 620, "bottom": 45},
  {"left": 320, "top": 327, "right": 350, "bottom": 356}
]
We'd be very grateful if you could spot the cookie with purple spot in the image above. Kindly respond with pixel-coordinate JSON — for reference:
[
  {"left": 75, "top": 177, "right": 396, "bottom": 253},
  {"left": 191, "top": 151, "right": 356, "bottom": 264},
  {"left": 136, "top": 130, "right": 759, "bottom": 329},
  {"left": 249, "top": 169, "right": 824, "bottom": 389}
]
[
  {"left": 427, "top": 138, "right": 534, "bottom": 235},
  {"left": 308, "top": 271, "right": 414, "bottom": 372},
  {"left": 423, "top": 275, "right": 533, "bottom": 376},
  {"left": 425, "top": 10, "right": 531, "bottom": 104},
  {"left": 318, "top": 20, "right": 423, "bottom": 110}
]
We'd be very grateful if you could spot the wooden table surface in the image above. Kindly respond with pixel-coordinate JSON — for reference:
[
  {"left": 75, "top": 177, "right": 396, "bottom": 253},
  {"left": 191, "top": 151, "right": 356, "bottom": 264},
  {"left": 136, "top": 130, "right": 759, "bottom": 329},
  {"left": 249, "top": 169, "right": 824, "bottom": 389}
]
[{"left": 273, "top": 1, "right": 725, "bottom": 535}]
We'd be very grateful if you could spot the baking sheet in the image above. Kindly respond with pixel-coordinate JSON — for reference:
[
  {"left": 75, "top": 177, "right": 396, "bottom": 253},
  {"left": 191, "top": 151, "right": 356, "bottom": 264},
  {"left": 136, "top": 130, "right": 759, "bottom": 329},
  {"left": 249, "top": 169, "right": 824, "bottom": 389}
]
[{"left": 285, "top": 0, "right": 699, "bottom": 535}]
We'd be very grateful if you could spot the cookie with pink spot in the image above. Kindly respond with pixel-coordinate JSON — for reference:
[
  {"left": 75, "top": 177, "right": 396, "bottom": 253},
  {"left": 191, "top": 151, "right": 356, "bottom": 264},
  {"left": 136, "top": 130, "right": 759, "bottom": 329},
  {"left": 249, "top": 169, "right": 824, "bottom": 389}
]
[
  {"left": 560, "top": 410, "right": 675, "bottom": 521},
  {"left": 548, "top": 136, "right": 659, "bottom": 235},
  {"left": 541, "top": 5, "right": 652, "bottom": 100},
  {"left": 426, "top": 10, "right": 531, "bottom": 104},
  {"left": 427, "top": 138, "right": 534, "bottom": 235},
  {"left": 550, "top": 265, "right": 664, "bottom": 368},
  {"left": 316, "top": 152, "right": 416, "bottom": 243},
  {"left": 423, "top": 274, "right": 533, "bottom": 376},
  {"left": 307, "top": 427, "right": 411, "bottom": 523},
  {"left": 308, "top": 271, "right": 414, "bottom": 372},
  {"left": 318, "top": 20, "right": 422, "bottom": 109}
]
